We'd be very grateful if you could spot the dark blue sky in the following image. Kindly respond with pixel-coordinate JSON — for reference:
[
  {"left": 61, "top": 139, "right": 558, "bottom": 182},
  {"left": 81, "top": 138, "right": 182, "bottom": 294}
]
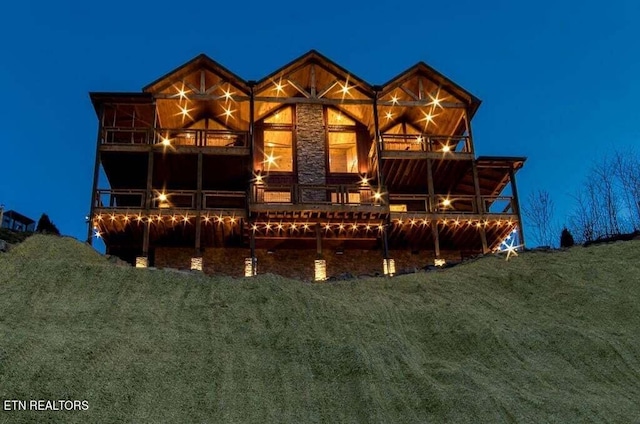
[{"left": 1, "top": 0, "right": 639, "bottom": 246}]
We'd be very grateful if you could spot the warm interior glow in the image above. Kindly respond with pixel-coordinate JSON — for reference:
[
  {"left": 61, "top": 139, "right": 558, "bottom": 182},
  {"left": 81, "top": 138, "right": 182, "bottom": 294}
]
[{"left": 328, "top": 132, "right": 358, "bottom": 173}]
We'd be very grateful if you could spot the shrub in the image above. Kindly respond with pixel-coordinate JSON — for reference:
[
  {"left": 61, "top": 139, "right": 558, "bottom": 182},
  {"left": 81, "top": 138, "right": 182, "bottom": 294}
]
[
  {"left": 560, "top": 228, "right": 575, "bottom": 248},
  {"left": 36, "top": 214, "right": 61, "bottom": 236}
]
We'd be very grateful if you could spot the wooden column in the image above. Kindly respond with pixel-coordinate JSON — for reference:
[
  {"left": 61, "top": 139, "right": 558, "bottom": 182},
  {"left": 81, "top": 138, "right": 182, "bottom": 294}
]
[
  {"left": 471, "top": 161, "right": 488, "bottom": 253},
  {"left": 426, "top": 159, "right": 435, "bottom": 212},
  {"left": 195, "top": 152, "right": 203, "bottom": 255},
  {"left": 315, "top": 223, "right": 323, "bottom": 258},
  {"left": 142, "top": 150, "right": 154, "bottom": 257},
  {"left": 373, "top": 88, "right": 390, "bottom": 259},
  {"left": 432, "top": 220, "right": 440, "bottom": 258},
  {"left": 464, "top": 107, "right": 475, "bottom": 155},
  {"left": 509, "top": 166, "right": 525, "bottom": 248},
  {"left": 87, "top": 104, "right": 104, "bottom": 244}
]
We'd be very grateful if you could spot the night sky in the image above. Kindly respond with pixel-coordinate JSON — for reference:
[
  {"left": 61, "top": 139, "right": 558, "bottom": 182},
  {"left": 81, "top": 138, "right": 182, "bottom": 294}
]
[{"left": 1, "top": 0, "right": 639, "bottom": 248}]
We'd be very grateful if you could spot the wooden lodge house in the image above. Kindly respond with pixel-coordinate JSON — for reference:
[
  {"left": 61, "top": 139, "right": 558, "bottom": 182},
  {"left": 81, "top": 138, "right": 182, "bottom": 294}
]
[{"left": 88, "top": 51, "right": 525, "bottom": 280}]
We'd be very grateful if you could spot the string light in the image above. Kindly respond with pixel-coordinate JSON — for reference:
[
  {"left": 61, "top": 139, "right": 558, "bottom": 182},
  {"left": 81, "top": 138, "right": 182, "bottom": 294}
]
[
  {"left": 391, "top": 95, "right": 399, "bottom": 105},
  {"left": 385, "top": 111, "right": 393, "bottom": 121},
  {"left": 441, "top": 144, "right": 451, "bottom": 153},
  {"left": 222, "top": 87, "right": 235, "bottom": 102}
]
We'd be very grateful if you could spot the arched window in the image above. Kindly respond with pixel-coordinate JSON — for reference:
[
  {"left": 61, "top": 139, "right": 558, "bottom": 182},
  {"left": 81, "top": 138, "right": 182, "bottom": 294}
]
[{"left": 326, "top": 108, "right": 358, "bottom": 173}]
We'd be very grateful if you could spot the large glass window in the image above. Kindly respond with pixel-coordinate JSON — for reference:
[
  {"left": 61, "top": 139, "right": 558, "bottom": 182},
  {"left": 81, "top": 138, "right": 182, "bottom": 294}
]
[
  {"left": 326, "top": 108, "right": 358, "bottom": 173},
  {"left": 263, "top": 130, "right": 293, "bottom": 172},
  {"left": 261, "top": 107, "right": 294, "bottom": 172}
]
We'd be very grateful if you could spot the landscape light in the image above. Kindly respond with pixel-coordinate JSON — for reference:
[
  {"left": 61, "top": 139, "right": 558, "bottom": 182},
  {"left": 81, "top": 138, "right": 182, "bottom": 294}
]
[
  {"left": 314, "top": 259, "right": 327, "bottom": 282},
  {"left": 434, "top": 258, "right": 446, "bottom": 267}
]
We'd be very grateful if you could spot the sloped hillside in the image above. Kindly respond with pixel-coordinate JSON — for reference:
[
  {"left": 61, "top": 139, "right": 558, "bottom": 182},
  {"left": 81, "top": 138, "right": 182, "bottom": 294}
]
[{"left": 1, "top": 235, "right": 639, "bottom": 423}]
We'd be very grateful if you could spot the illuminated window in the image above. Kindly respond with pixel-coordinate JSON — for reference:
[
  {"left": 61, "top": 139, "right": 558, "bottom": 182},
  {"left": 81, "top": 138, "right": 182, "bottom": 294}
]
[
  {"left": 326, "top": 108, "right": 358, "bottom": 174},
  {"left": 261, "top": 107, "right": 294, "bottom": 172},
  {"left": 264, "top": 130, "right": 293, "bottom": 171},
  {"left": 328, "top": 132, "right": 358, "bottom": 173}
]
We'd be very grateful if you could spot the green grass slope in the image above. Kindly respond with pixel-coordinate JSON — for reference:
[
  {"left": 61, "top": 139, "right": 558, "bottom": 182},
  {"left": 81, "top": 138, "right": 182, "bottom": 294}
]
[{"left": 1, "top": 235, "right": 639, "bottom": 423}]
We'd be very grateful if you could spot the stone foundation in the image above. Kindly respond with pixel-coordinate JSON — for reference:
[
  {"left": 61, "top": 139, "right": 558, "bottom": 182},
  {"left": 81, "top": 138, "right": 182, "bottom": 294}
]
[{"left": 154, "top": 247, "right": 461, "bottom": 281}]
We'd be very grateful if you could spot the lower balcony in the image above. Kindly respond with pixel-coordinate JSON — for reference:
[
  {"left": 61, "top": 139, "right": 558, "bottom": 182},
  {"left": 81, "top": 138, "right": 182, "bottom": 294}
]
[
  {"left": 249, "top": 183, "right": 388, "bottom": 221},
  {"left": 389, "top": 193, "right": 517, "bottom": 220}
]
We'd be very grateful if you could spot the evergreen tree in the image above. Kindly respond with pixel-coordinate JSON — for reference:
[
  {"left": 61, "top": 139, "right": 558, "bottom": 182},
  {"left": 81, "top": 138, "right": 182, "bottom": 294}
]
[
  {"left": 560, "top": 227, "right": 575, "bottom": 248},
  {"left": 36, "top": 213, "right": 61, "bottom": 236}
]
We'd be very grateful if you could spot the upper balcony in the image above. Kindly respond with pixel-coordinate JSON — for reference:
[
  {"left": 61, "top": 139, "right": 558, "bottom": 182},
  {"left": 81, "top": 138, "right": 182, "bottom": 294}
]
[
  {"left": 99, "top": 127, "right": 250, "bottom": 155},
  {"left": 379, "top": 134, "right": 473, "bottom": 160}
]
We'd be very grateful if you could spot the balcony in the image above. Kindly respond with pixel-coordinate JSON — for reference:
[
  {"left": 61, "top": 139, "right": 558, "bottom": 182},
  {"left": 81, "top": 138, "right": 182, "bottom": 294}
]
[
  {"left": 249, "top": 183, "right": 387, "bottom": 219},
  {"left": 99, "top": 127, "right": 249, "bottom": 155},
  {"left": 388, "top": 194, "right": 516, "bottom": 219},
  {"left": 94, "top": 189, "right": 247, "bottom": 215},
  {"left": 379, "top": 134, "right": 473, "bottom": 160}
]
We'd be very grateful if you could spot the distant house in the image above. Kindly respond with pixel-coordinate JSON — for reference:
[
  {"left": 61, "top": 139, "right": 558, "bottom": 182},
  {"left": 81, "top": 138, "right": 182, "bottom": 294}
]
[{"left": 1, "top": 210, "right": 36, "bottom": 232}]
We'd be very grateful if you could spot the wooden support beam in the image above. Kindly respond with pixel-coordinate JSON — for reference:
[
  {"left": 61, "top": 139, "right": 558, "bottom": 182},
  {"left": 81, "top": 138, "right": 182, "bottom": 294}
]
[
  {"left": 400, "top": 85, "right": 420, "bottom": 101},
  {"left": 310, "top": 64, "right": 317, "bottom": 97},
  {"left": 285, "top": 78, "right": 311, "bottom": 98},
  {"left": 479, "top": 226, "right": 488, "bottom": 254},
  {"left": 432, "top": 220, "right": 440, "bottom": 258},
  {"left": 418, "top": 78, "right": 425, "bottom": 100},
  {"left": 253, "top": 96, "right": 372, "bottom": 105},
  {"left": 426, "top": 159, "right": 435, "bottom": 212},
  {"left": 195, "top": 153, "right": 203, "bottom": 254},
  {"left": 205, "top": 80, "right": 225, "bottom": 95},
  {"left": 315, "top": 223, "right": 322, "bottom": 259},
  {"left": 317, "top": 79, "right": 339, "bottom": 99},
  {"left": 87, "top": 105, "right": 104, "bottom": 244},
  {"left": 508, "top": 166, "right": 526, "bottom": 248}
]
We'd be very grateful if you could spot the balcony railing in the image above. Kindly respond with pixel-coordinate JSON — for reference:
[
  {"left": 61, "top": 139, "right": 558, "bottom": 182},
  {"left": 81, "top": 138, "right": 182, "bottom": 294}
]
[
  {"left": 94, "top": 189, "right": 246, "bottom": 210},
  {"left": 251, "top": 184, "right": 379, "bottom": 206},
  {"left": 388, "top": 194, "right": 515, "bottom": 215},
  {"left": 380, "top": 134, "right": 471, "bottom": 153},
  {"left": 101, "top": 128, "right": 249, "bottom": 148}
]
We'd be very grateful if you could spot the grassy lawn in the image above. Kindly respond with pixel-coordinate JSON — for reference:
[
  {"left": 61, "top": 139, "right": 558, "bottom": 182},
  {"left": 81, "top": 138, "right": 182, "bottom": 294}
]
[{"left": 1, "top": 235, "right": 639, "bottom": 423}]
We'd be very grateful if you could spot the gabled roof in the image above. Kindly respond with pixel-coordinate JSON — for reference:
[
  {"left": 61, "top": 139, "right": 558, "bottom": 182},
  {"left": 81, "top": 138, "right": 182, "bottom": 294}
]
[
  {"left": 254, "top": 49, "right": 374, "bottom": 97},
  {"left": 143, "top": 54, "right": 250, "bottom": 95},
  {"left": 381, "top": 62, "right": 482, "bottom": 117}
]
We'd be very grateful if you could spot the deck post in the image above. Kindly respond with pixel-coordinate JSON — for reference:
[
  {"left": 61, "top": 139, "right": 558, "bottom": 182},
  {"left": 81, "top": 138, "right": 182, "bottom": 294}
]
[
  {"left": 471, "top": 160, "right": 489, "bottom": 253},
  {"left": 508, "top": 166, "right": 525, "bottom": 248},
  {"left": 142, "top": 149, "right": 154, "bottom": 259},
  {"left": 426, "top": 159, "right": 435, "bottom": 212},
  {"left": 373, "top": 87, "right": 390, "bottom": 261},
  {"left": 432, "top": 220, "right": 441, "bottom": 258},
  {"left": 314, "top": 223, "right": 326, "bottom": 281},
  {"left": 87, "top": 104, "right": 104, "bottom": 244},
  {"left": 195, "top": 152, "right": 203, "bottom": 256}
]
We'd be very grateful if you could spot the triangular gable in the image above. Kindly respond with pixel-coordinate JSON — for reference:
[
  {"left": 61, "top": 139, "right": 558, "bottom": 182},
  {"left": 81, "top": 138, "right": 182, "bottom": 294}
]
[
  {"left": 380, "top": 62, "right": 481, "bottom": 117},
  {"left": 143, "top": 54, "right": 249, "bottom": 96},
  {"left": 254, "top": 50, "right": 374, "bottom": 100}
]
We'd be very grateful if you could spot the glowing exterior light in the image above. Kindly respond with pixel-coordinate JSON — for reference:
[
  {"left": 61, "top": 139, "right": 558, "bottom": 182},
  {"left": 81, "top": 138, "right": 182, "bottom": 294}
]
[
  {"left": 135, "top": 257, "right": 148, "bottom": 268},
  {"left": 216, "top": 216, "right": 224, "bottom": 223},
  {"left": 110, "top": 214, "right": 116, "bottom": 221},
  {"left": 221, "top": 105, "right": 235, "bottom": 120},
  {"left": 374, "top": 192, "right": 382, "bottom": 200},
  {"left": 230, "top": 217, "right": 237, "bottom": 224},
  {"left": 314, "top": 259, "right": 327, "bottom": 282},
  {"left": 182, "top": 214, "right": 190, "bottom": 223},
  {"left": 244, "top": 257, "right": 257, "bottom": 277},
  {"left": 251, "top": 224, "right": 258, "bottom": 231},
  {"left": 361, "top": 176, "right": 369, "bottom": 185},
  {"left": 383, "top": 258, "right": 396, "bottom": 277},
  {"left": 255, "top": 174, "right": 263, "bottom": 183},
  {"left": 222, "top": 87, "right": 234, "bottom": 102},
  {"left": 434, "top": 258, "right": 446, "bottom": 267},
  {"left": 273, "top": 79, "right": 286, "bottom": 95},
  {"left": 94, "top": 230, "right": 102, "bottom": 239},
  {"left": 191, "top": 257, "right": 203, "bottom": 272},
  {"left": 441, "top": 144, "right": 451, "bottom": 153},
  {"left": 385, "top": 111, "right": 393, "bottom": 121},
  {"left": 429, "top": 94, "right": 442, "bottom": 108},
  {"left": 158, "top": 193, "right": 168, "bottom": 202},
  {"left": 277, "top": 223, "right": 284, "bottom": 230},
  {"left": 161, "top": 137, "right": 171, "bottom": 146},
  {"left": 391, "top": 95, "right": 399, "bottom": 105}
]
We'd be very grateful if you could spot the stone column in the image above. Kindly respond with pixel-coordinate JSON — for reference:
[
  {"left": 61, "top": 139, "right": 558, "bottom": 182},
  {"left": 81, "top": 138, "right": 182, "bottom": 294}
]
[{"left": 295, "top": 103, "right": 326, "bottom": 202}]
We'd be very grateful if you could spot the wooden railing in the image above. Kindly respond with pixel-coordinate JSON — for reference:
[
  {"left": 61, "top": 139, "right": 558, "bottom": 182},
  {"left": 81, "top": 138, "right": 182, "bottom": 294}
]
[
  {"left": 250, "top": 184, "right": 379, "bottom": 206},
  {"left": 380, "top": 134, "right": 471, "bottom": 153},
  {"left": 101, "top": 128, "right": 249, "bottom": 148},
  {"left": 388, "top": 194, "right": 515, "bottom": 214},
  {"left": 94, "top": 189, "right": 246, "bottom": 210}
]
